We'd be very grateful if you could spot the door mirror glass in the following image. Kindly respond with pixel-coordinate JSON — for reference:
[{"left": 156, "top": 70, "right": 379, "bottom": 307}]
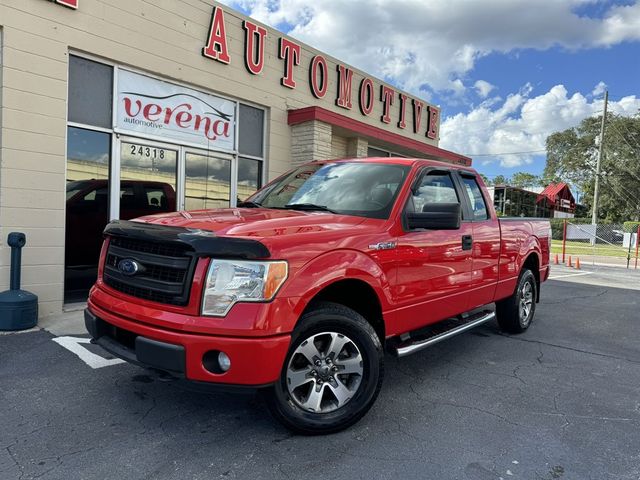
[{"left": 406, "top": 202, "right": 461, "bottom": 230}]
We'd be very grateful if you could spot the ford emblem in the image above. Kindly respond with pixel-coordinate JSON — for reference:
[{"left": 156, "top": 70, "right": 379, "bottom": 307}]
[{"left": 118, "top": 258, "right": 142, "bottom": 276}]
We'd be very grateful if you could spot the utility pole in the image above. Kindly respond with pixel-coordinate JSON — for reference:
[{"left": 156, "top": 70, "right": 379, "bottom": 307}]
[{"left": 592, "top": 90, "right": 608, "bottom": 225}]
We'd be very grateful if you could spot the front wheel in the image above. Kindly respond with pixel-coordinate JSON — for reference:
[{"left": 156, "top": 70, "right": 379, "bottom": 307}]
[
  {"left": 496, "top": 269, "right": 537, "bottom": 334},
  {"left": 263, "top": 302, "right": 384, "bottom": 435}
]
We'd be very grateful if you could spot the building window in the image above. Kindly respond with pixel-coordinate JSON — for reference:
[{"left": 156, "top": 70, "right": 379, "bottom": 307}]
[
  {"left": 185, "top": 153, "right": 232, "bottom": 210},
  {"left": 368, "top": 147, "right": 391, "bottom": 158},
  {"left": 64, "top": 126, "right": 112, "bottom": 303},
  {"left": 68, "top": 55, "right": 113, "bottom": 129},
  {"left": 237, "top": 104, "right": 265, "bottom": 200}
]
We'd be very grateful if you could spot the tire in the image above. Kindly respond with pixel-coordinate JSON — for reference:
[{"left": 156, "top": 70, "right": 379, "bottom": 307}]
[
  {"left": 496, "top": 269, "right": 537, "bottom": 334},
  {"left": 263, "top": 301, "right": 384, "bottom": 435}
]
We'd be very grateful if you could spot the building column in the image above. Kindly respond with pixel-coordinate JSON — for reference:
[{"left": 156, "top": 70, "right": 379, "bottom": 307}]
[
  {"left": 290, "top": 119, "right": 333, "bottom": 165},
  {"left": 347, "top": 137, "right": 368, "bottom": 158}
]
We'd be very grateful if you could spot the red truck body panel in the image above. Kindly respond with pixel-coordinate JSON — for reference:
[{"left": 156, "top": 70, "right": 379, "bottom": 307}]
[{"left": 87, "top": 158, "right": 550, "bottom": 386}]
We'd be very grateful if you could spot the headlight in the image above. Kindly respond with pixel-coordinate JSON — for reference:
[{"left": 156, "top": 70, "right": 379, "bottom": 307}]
[{"left": 202, "top": 259, "right": 288, "bottom": 316}]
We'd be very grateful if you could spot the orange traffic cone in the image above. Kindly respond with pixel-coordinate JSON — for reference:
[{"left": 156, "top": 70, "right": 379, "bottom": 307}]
[
  {"left": 576, "top": 258, "right": 581, "bottom": 270},
  {"left": 554, "top": 254, "right": 559, "bottom": 265},
  {"left": 568, "top": 256, "right": 573, "bottom": 267}
]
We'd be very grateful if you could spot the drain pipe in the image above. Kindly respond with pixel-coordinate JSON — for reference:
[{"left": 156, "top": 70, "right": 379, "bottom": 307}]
[{"left": 0, "top": 232, "right": 38, "bottom": 330}]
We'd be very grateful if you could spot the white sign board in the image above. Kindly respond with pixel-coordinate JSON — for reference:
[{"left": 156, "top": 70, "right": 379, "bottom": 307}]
[
  {"left": 116, "top": 70, "right": 236, "bottom": 151},
  {"left": 567, "top": 224, "right": 596, "bottom": 241}
]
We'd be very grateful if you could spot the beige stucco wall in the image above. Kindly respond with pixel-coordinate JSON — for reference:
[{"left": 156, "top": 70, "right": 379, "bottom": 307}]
[{"left": 0, "top": 0, "right": 442, "bottom": 316}]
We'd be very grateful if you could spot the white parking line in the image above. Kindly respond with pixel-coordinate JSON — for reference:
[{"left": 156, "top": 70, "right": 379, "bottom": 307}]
[
  {"left": 548, "top": 271, "right": 594, "bottom": 280},
  {"left": 52, "top": 336, "right": 125, "bottom": 369}
]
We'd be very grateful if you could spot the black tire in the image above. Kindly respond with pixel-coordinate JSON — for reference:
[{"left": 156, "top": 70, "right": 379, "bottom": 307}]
[
  {"left": 496, "top": 269, "right": 537, "bottom": 334},
  {"left": 263, "top": 301, "right": 384, "bottom": 435}
]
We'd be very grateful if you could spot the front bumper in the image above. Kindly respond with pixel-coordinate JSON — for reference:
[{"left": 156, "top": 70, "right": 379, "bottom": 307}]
[{"left": 85, "top": 303, "right": 291, "bottom": 387}]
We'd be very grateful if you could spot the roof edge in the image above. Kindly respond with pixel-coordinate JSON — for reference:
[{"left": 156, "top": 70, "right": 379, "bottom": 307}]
[{"left": 287, "top": 107, "right": 472, "bottom": 167}]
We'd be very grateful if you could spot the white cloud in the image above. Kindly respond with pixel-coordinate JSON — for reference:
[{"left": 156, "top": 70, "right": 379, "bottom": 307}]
[
  {"left": 474, "top": 80, "right": 496, "bottom": 98},
  {"left": 592, "top": 81, "right": 607, "bottom": 97},
  {"left": 222, "top": 0, "right": 640, "bottom": 95},
  {"left": 439, "top": 84, "right": 640, "bottom": 168}
]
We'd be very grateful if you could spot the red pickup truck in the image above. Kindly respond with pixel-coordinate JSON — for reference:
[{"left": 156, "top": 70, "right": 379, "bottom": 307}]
[{"left": 85, "top": 158, "right": 550, "bottom": 434}]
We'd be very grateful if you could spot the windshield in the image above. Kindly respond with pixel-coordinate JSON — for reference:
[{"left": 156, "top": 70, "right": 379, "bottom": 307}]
[{"left": 248, "top": 162, "right": 411, "bottom": 219}]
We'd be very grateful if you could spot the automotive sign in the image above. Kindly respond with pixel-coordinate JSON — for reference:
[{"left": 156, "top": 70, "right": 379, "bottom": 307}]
[{"left": 116, "top": 69, "right": 236, "bottom": 151}]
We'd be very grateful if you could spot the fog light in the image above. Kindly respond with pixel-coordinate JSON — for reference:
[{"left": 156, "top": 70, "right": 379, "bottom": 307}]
[{"left": 218, "top": 352, "right": 231, "bottom": 372}]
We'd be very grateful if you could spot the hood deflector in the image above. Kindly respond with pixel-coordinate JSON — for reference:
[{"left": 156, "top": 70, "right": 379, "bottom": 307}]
[{"left": 104, "top": 220, "right": 271, "bottom": 259}]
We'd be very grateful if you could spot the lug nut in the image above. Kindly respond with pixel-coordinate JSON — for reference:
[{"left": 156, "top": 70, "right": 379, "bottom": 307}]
[{"left": 315, "top": 360, "right": 322, "bottom": 366}]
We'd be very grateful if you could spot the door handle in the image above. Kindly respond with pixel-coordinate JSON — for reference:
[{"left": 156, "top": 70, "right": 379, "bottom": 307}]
[{"left": 462, "top": 235, "right": 473, "bottom": 251}]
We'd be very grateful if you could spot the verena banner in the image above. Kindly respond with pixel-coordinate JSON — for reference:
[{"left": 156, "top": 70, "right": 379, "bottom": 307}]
[{"left": 116, "top": 70, "right": 236, "bottom": 151}]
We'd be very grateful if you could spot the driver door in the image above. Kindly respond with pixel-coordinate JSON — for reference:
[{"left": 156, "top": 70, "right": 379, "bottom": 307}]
[{"left": 392, "top": 169, "right": 473, "bottom": 333}]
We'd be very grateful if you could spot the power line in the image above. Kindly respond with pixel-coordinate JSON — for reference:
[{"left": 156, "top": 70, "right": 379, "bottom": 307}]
[{"left": 464, "top": 149, "right": 547, "bottom": 157}]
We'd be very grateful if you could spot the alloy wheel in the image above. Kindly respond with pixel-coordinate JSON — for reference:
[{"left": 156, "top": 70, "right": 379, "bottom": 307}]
[{"left": 286, "top": 332, "right": 364, "bottom": 413}]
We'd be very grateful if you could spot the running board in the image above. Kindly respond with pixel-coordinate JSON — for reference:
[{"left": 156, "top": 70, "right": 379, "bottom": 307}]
[{"left": 392, "top": 311, "right": 496, "bottom": 358}]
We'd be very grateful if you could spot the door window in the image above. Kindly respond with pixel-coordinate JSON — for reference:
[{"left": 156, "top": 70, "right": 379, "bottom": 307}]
[
  {"left": 119, "top": 142, "right": 178, "bottom": 210},
  {"left": 409, "top": 172, "right": 459, "bottom": 213},
  {"left": 461, "top": 176, "right": 489, "bottom": 220},
  {"left": 185, "top": 153, "right": 232, "bottom": 210}
]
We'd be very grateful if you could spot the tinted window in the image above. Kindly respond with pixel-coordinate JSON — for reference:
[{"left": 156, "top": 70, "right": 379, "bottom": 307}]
[
  {"left": 238, "top": 157, "right": 263, "bottom": 201},
  {"left": 239, "top": 104, "right": 264, "bottom": 157},
  {"left": 409, "top": 172, "right": 459, "bottom": 213},
  {"left": 461, "top": 176, "right": 489, "bottom": 220},
  {"left": 68, "top": 56, "right": 113, "bottom": 128},
  {"left": 367, "top": 147, "right": 390, "bottom": 157},
  {"left": 185, "top": 153, "right": 232, "bottom": 210}
]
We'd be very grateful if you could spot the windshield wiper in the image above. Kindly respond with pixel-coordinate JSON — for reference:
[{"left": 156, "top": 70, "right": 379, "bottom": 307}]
[
  {"left": 237, "top": 201, "right": 263, "bottom": 208},
  {"left": 284, "top": 203, "right": 338, "bottom": 214}
]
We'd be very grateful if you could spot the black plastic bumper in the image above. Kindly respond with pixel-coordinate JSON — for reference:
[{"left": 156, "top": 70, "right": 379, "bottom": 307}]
[
  {"left": 84, "top": 308, "right": 271, "bottom": 393},
  {"left": 85, "top": 308, "right": 186, "bottom": 375}
]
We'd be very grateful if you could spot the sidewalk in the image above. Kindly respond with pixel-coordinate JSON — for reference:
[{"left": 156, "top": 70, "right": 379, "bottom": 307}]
[{"left": 36, "top": 305, "right": 86, "bottom": 337}]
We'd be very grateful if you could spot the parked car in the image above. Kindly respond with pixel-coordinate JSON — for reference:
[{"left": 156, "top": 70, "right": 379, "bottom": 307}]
[
  {"left": 85, "top": 158, "right": 550, "bottom": 434},
  {"left": 65, "top": 179, "right": 176, "bottom": 268}
]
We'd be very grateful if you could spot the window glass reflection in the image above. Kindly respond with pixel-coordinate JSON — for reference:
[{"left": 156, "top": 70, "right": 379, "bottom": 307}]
[
  {"left": 238, "top": 157, "right": 262, "bottom": 202},
  {"left": 65, "top": 127, "right": 112, "bottom": 303},
  {"left": 185, "top": 153, "right": 231, "bottom": 210}
]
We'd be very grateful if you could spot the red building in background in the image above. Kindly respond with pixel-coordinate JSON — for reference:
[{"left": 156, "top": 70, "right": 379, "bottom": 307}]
[{"left": 537, "top": 183, "right": 576, "bottom": 218}]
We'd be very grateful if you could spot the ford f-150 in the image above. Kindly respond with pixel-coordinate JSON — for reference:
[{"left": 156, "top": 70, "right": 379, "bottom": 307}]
[{"left": 85, "top": 158, "right": 550, "bottom": 434}]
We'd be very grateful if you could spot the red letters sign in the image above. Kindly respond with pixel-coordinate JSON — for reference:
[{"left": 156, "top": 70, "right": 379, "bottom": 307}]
[
  {"left": 48, "top": 0, "right": 78, "bottom": 8},
  {"left": 199, "top": 6, "right": 440, "bottom": 141}
]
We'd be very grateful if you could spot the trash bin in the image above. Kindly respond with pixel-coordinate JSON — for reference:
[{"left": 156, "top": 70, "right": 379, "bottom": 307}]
[{"left": 0, "top": 232, "right": 38, "bottom": 330}]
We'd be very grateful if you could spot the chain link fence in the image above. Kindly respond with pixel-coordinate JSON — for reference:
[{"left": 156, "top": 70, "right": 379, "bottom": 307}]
[{"left": 551, "top": 220, "right": 640, "bottom": 268}]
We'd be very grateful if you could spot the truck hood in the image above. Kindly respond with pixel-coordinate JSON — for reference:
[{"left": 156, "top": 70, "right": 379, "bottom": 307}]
[{"left": 135, "top": 208, "right": 368, "bottom": 239}]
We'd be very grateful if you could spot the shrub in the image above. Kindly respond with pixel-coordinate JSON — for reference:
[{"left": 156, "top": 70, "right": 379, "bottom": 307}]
[{"left": 623, "top": 221, "right": 640, "bottom": 233}]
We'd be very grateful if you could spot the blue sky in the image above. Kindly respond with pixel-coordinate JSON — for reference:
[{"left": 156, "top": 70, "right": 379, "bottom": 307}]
[{"left": 222, "top": 0, "right": 640, "bottom": 182}]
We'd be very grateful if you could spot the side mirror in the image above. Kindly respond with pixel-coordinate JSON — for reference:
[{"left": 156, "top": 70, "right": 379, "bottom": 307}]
[{"left": 406, "top": 202, "right": 461, "bottom": 230}]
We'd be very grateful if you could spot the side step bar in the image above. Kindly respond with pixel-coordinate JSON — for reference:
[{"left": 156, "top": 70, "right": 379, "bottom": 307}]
[{"left": 393, "top": 310, "right": 496, "bottom": 358}]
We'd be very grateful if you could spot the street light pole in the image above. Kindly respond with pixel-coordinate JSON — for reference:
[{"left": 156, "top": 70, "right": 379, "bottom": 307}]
[{"left": 592, "top": 90, "right": 608, "bottom": 225}]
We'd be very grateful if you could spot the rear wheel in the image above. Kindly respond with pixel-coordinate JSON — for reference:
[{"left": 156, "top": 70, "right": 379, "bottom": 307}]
[
  {"left": 263, "top": 302, "right": 384, "bottom": 435},
  {"left": 496, "top": 269, "right": 537, "bottom": 334}
]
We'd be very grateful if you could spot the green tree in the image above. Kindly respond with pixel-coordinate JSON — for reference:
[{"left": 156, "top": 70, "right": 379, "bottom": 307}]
[
  {"left": 511, "top": 172, "right": 541, "bottom": 189},
  {"left": 544, "top": 113, "right": 640, "bottom": 222},
  {"left": 478, "top": 173, "right": 490, "bottom": 185},
  {"left": 492, "top": 174, "right": 509, "bottom": 186}
]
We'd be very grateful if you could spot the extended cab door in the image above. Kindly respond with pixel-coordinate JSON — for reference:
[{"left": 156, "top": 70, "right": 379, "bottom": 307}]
[
  {"left": 393, "top": 169, "right": 473, "bottom": 333},
  {"left": 456, "top": 173, "right": 501, "bottom": 310}
]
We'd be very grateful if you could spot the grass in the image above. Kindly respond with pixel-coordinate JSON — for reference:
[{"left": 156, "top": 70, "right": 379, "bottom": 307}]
[{"left": 551, "top": 239, "right": 635, "bottom": 258}]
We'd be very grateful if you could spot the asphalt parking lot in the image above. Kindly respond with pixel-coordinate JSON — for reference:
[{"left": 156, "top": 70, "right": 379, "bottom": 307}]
[{"left": 1, "top": 264, "right": 639, "bottom": 480}]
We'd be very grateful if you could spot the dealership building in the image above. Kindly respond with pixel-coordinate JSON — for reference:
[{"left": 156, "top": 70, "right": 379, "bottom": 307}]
[{"left": 0, "top": 0, "right": 470, "bottom": 317}]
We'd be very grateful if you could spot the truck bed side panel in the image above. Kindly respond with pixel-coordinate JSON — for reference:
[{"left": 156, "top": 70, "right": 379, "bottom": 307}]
[{"left": 495, "top": 219, "right": 550, "bottom": 302}]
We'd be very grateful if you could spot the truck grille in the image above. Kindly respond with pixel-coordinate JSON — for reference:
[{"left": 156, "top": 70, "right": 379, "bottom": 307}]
[{"left": 103, "top": 236, "right": 196, "bottom": 306}]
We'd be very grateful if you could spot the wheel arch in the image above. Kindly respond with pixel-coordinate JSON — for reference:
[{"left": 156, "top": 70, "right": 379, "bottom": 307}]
[{"left": 302, "top": 279, "right": 386, "bottom": 344}]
